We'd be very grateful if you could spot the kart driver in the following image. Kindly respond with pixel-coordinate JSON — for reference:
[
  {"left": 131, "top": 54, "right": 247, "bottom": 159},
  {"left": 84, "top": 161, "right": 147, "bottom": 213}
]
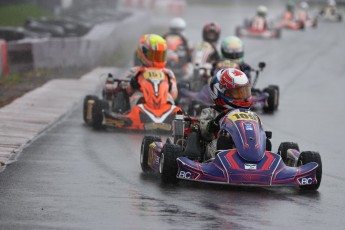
[
  {"left": 200, "top": 68, "right": 252, "bottom": 160},
  {"left": 283, "top": 1, "right": 296, "bottom": 20},
  {"left": 116, "top": 34, "right": 178, "bottom": 109},
  {"left": 320, "top": 0, "right": 338, "bottom": 16},
  {"left": 201, "top": 22, "right": 221, "bottom": 64},
  {"left": 250, "top": 5, "right": 269, "bottom": 31},
  {"left": 163, "top": 17, "right": 193, "bottom": 64},
  {"left": 212, "top": 36, "right": 253, "bottom": 83}
]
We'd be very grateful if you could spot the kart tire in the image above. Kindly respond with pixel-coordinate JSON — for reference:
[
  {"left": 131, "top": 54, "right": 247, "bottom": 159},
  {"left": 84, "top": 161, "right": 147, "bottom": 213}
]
[
  {"left": 235, "top": 26, "right": 242, "bottom": 37},
  {"left": 263, "top": 87, "right": 275, "bottom": 113},
  {"left": 275, "top": 28, "right": 281, "bottom": 39},
  {"left": 159, "top": 144, "right": 183, "bottom": 184},
  {"left": 338, "top": 14, "right": 342, "bottom": 22},
  {"left": 140, "top": 136, "right": 162, "bottom": 173},
  {"left": 277, "top": 142, "right": 299, "bottom": 164},
  {"left": 83, "top": 95, "right": 98, "bottom": 125},
  {"left": 91, "top": 98, "right": 109, "bottom": 130},
  {"left": 297, "top": 151, "right": 322, "bottom": 191},
  {"left": 268, "top": 85, "right": 280, "bottom": 110}
]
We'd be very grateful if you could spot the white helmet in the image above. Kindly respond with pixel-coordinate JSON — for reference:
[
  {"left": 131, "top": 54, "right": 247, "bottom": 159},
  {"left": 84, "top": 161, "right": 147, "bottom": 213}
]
[
  {"left": 328, "top": 0, "right": 336, "bottom": 6},
  {"left": 300, "top": 1, "right": 309, "bottom": 10},
  {"left": 169, "top": 17, "right": 186, "bottom": 34},
  {"left": 257, "top": 5, "right": 268, "bottom": 17}
]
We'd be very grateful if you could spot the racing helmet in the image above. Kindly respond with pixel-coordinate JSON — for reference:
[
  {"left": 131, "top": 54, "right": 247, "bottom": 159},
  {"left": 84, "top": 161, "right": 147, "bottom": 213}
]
[
  {"left": 328, "top": 0, "right": 336, "bottom": 6},
  {"left": 300, "top": 1, "right": 309, "bottom": 10},
  {"left": 202, "top": 22, "right": 221, "bottom": 43},
  {"left": 257, "top": 5, "right": 268, "bottom": 17},
  {"left": 169, "top": 17, "right": 186, "bottom": 34},
  {"left": 209, "top": 68, "right": 252, "bottom": 109},
  {"left": 137, "top": 34, "right": 167, "bottom": 68},
  {"left": 220, "top": 36, "right": 244, "bottom": 63}
]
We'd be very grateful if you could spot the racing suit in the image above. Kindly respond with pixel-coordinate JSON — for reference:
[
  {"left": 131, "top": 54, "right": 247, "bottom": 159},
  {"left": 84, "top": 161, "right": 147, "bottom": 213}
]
[
  {"left": 199, "top": 106, "right": 234, "bottom": 160},
  {"left": 123, "top": 66, "right": 178, "bottom": 109}
]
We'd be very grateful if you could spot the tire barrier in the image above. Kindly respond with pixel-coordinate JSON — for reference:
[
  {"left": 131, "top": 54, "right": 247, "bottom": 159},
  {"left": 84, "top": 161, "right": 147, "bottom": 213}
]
[
  {"left": 0, "top": 39, "right": 8, "bottom": 78},
  {"left": 4, "top": 11, "right": 150, "bottom": 71},
  {"left": 6, "top": 42, "right": 33, "bottom": 73}
]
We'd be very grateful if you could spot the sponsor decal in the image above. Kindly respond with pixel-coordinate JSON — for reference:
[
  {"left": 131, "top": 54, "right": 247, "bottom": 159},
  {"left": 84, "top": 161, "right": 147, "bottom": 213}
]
[
  {"left": 105, "top": 118, "right": 125, "bottom": 126},
  {"left": 145, "top": 122, "right": 171, "bottom": 131},
  {"left": 298, "top": 177, "right": 313, "bottom": 185},
  {"left": 178, "top": 171, "right": 192, "bottom": 179},
  {"left": 244, "top": 123, "right": 254, "bottom": 131},
  {"left": 244, "top": 163, "right": 257, "bottom": 170}
]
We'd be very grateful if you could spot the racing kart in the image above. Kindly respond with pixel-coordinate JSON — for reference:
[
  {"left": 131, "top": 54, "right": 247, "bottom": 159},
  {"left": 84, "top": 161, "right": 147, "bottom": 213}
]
[
  {"left": 177, "top": 62, "right": 279, "bottom": 116},
  {"left": 235, "top": 18, "right": 281, "bottom": 39},
  {"left": 317, "top": 7, "right": 342, "bottom": 22},
  {"left": 83, "top": 73, "right": 181, "bottom": 131},
  {"left": 140, "top": 109, "right": 322, "bottom": 191},
  {"left": 165, "top": 34, "right": 193, "bottom": 81},
  {"left": 275, "top": 12, "right": 305, "bottom": 30}
]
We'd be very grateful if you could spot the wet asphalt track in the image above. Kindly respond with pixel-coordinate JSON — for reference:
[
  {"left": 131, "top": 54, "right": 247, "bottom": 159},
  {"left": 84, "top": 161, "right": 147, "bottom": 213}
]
[{"left": 1, "top": 2, "right": 345, "bottom": 230}]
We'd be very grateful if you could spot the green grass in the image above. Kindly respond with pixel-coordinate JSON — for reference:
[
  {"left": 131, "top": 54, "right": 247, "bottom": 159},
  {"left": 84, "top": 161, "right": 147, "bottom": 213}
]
[{"left": 0, "top": 4, "right": 53, "bottom": 27}]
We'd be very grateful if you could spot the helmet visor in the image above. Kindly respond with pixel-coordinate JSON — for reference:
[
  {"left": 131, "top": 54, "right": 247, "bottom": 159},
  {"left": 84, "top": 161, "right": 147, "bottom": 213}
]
[
  {"left": 224, "top": 85, "right": 251, "bottom": 100},
  {"left": 147, "top": 49, "right": 167, "bottom": 63},
  {"left": 222, "top": 51, "right": 244, "bottom": 60}
]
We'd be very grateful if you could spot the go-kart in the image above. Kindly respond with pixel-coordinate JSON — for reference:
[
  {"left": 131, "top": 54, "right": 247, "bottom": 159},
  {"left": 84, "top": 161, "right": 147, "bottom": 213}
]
[
  {"left": 275, "top": 12, "right": 305, "bottom": 30},
  {"left": 164, "top": 34, "right": 193, "bottom": 81},
  {"left": 317, "top": 7, "right": 342, "bottom": 22},
  {"left": 235, "top": 18, "right": 281, "bottom": 39},
  {"left": 250, "top": 62, "right": 279, "bottom": 113},
  {"left": 83, "top": 72, "right": 181, "bottom": 131},
  {"left": 176, "top": 62, "right": 279, "bottom": 116},
  {"left": 140, "top": 109, "right": 322, "bottom": 191}
]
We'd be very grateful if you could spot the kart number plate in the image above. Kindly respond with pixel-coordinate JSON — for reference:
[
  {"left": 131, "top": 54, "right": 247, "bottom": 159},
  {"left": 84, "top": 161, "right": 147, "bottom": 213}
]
[
  {"left": 228, "top": 111, "right": 258, "bottom": 122},
  {"left": 143, "top": 70, "right": 165, "bottom": 81}
]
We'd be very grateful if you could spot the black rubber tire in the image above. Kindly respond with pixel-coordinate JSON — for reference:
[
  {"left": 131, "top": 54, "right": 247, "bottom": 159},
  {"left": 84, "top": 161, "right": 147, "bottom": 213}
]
[
  {"left": 91, "top": 98, "right": 109, "bottom": 130},
  {"left": 338, "top": 14, "right": 342, "bottom": 22},
  {"left": 277, "top": 142, "right": 299, "bottom": 163},
  {"left": 159, "top": 144, "right": 183, "bottom": 184},
  {"left": 275, "top": 28, "right": 281, "bottom": 39},
  {"left": 268, "top": 84, "right": 280, "bottom": 110},
  {"left": 140, "top": 136, "right": 162, "bottom": 173},
  {"left": 235, "top": 26, "right": 242, "bottom": 37},
  {"left": 83, "top": 95, "right": 98, "bottom": 125},
  {"left": 297, "top": 151, "right": 322, "bottom": 191},
  {"left": 263, "top": 87, "right": 275, "bottom": 113}
]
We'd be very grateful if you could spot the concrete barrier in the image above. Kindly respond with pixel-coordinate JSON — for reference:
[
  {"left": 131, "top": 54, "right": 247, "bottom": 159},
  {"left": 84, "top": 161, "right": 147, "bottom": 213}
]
[{"left": 119, "top": 0, "right": 186, "bottom": 15}]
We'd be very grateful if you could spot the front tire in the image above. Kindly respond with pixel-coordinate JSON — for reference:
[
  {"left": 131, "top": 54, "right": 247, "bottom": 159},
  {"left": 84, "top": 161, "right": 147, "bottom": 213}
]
[
  {"left": 297, "top": 151, "right": 322, "bottom": 191},
  {"left": 91, "top": 98, "right": 109, "bottom": 130},
  {"left": 278, "top": 142, "right": 299, "bottom": 164},
  {"left": 83, "top": 95, "right": 98, "bottom": 125},
  {"left": 159, "top": 144, "right": 183, "bottom": 184},
  {"left": 268, "top": 85, "right": 280, "bottom": 110},
  {"left": 140, "top": 136, "right": 162, "bottom": 173},
  {"left": 263, "top": 87, "right": 275, "bottom": 113}
]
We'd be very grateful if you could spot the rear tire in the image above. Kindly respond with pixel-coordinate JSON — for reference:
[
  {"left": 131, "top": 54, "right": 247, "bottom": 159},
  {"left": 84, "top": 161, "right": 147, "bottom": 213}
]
[
  {"left": 92, "top": 98, "right": 109, "bottom": 130},
  {"left": 140, "top": 136, "right": 162, "bottom": 173},
  {"left": 235, "top": 26, "right": 242, "bottom": 37},
  {"left": 277, "top": 142, "right": 299, "bottom": 163},
  {"left": 297, "top": 151, "right": 322, "bottom": 191},
  {"left": 263, "top": 87, "right": 275, "bottom": 113},
  {"left": 268, "top": 85, "right": 280, "bottom": 110},
  {"left": 159, "top": 144, "right": 183, "bottom": 184},
  {"left": 83, "top": 95, "right": 98, "bottom": 125}
]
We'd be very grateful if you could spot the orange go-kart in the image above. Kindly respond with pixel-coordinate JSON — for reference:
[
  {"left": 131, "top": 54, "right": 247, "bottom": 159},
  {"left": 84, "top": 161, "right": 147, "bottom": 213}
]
[
  {"left": 83, "top": 70, "right": 181, "bottom": 131},
  {"left": 275, "top": 12, "right": 305, "bottom": 30}
]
